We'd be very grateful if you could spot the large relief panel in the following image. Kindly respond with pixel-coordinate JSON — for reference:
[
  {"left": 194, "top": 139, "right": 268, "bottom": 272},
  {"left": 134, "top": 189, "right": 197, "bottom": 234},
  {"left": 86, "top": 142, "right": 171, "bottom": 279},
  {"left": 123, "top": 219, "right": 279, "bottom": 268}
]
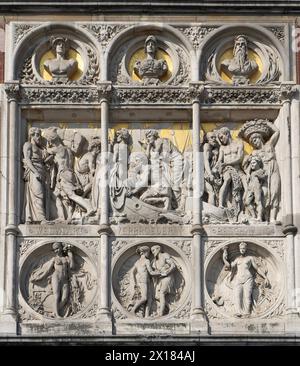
[{"left": 108, "top": 122, "right": 193, "bottom": 225}]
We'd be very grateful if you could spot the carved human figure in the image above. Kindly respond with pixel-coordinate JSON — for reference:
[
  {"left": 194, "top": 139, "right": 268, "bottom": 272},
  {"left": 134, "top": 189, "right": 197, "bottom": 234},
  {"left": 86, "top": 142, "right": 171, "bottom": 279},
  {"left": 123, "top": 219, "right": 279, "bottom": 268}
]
[
  {"left": 75, "top": 136, "right": 101, "bottom": 198},
  {"left": 221, "top": 35, "right": 258, "bottom": 85},
  {"left": 134, "top": 35, "right": 168, "bottom": 85},
  {"left": 239, "top": 119, "right": 281, "bottom": 223},
  {"left": 125, "top": 152, "right": 150, "bottom": 198},
  {"left": 222, "top": 242, "right": 270, "bottom": 317},
  {"left": 110, "top": 128, "right": 131, "bottom": 215},
  {"left": 31, "top": 242, "right": 75, "bottom": 318},
  {"left": 129, "top": 246, "right": 159, "bottom": 317},
  {"left": 44, "top": 36, "right": 77, "bottom": 80},
  {"left": 23, "top": 127, "right": 50, "bottom": 224},
  {"left": 203, "top": 131, "right": 222, "bottom": 206},
  {"left": 139, "top": 129, "right": 183, "bottom": 210},
  {"left": 151, "top": 245, "right": 176, "bottom": 316},
  {"left": 215, "top": 127, "right": 246, "bottom": 221},
  {"left": 244, "top": 155, "right": 267, "bottom": 221},
  {"left": 45, "top": 127, "right": 95, "bottom": 223}
]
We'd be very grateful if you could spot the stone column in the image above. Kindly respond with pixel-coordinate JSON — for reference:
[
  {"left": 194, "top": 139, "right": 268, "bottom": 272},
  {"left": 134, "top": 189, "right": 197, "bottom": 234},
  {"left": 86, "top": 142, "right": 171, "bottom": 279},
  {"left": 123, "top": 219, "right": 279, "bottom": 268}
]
[
  {"left": 0, "top": 81, "right": 20, "bottom": 333},
  {"left": 290, "top": 87, "right": 300, "bottom": 311},
  {"left": 280, "top": 85, "right": 298, "bottom": 315},
  {"left": 97, "top": 83, "right": 112, "bottom": 330},
  {"left": 190, "top": 84, "right": 207, "bottom": 331}
]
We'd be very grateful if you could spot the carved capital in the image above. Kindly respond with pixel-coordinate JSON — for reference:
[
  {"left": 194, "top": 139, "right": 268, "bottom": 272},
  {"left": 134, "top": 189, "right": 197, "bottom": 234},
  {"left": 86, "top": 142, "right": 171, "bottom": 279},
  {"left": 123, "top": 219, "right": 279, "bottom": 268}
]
[
  {"left": 279, "top": 83, "right": 297, "bottom": 103},
  {"left": 282, "top": 224, "right": 298, "bottom": 236},
  {"left": 98, "top": 224, "right": 112, "bottom": 235},
  {"left": 4, "top": 81, "right": 20, "bottom": 102},
  {"left": 189, "top": 83, "right": 205, "bottom": 102},
  {"left": 98, "top": 82, "right": 112, "bottom": 102},
  {"left": 191, "top": 224, "right": 204, "bottom": 235},
  {"left": 5, "top": 224, "right": 19, "bottom": 236}
]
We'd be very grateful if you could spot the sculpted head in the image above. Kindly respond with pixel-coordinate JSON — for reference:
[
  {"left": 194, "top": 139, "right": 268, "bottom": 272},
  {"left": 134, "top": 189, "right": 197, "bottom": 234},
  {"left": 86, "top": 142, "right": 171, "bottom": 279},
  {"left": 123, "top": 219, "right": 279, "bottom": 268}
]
[
  {"left": 217, "top": 127, "right": 231, "bottom": 145},
  {"left": 136, "top": 246, "right": 150, "bottom": 258},
  {"left": 249, "top": 132, "right": 264, "bottom": 149},
  {"left": 29, "top": 127, "right": 42, "bottom": 145},
  {"left": 145, "top": 129, "right": 159, "bottom": 144},
  {"left": 116, "top": 128, "right": 130, "bottom": 144},
  {"left": 151, "top": 244, "right": 162, "bottom": 257},
  {"left": 144, "top": 35, "right": 157, "bottom": 57},
  {"left": 250, "top": 155, "right": 263, "bottom": 171},
  {"left": 233, "top": 35, "right": 248, "bottom": 59},
  {"left": 52, "top": 242, "right": 63, "bottom": 255},
  {"left": 50, "top": 36, "right": 69, "bottom": 57},
  {"left": 206, "top": 131, "right": 218, "bottom": 147},
  {"left": 239, "top": 242, "right": 248, "bottom": 256}
]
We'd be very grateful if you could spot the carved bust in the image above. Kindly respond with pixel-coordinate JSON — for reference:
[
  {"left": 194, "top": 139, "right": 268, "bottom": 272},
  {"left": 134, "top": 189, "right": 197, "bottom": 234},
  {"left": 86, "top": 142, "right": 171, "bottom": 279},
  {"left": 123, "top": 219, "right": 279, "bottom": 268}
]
[
  {"left": 220, "top": 35, "right": 258, "bottom": 85},
  {"left": 44, "top": 36, "right": 78, "bottom": 81},
  {"left": 134, "top": 35, "right": 168, "bottom": 85}
]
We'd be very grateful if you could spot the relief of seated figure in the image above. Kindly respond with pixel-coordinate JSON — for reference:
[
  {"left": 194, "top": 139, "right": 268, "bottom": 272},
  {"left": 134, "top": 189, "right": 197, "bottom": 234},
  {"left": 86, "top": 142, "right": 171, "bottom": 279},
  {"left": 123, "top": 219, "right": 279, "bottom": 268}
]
[
  {"left": 44, "top": 36, "right": 78, "bottom": 81},
  {"left": 134, "top": 35, "right": 168, "bottom": 85}
]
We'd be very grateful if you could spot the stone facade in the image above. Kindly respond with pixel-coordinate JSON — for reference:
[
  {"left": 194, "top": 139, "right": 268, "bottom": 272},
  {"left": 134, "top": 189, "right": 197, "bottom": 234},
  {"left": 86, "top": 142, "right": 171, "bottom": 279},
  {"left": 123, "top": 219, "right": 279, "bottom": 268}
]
[{"left": 0, "top": 6, "right": 300, "bottom": 345}]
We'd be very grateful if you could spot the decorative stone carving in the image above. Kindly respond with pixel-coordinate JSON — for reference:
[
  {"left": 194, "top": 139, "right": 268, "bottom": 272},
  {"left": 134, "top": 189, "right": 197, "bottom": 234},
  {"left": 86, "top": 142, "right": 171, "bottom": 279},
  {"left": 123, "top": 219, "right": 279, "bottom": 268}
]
[
  {"left": 109, "top": 128, "right": 191, "bottom": 224},
  {"left": 205, "top": 241, "right": 283, "bottom": 319},
  {"left": 112, "top": 243, "right": 189, "bottom": 319},
  {"left": 21, "top": 87, "right": 100, "bottom": 104},
  {"left": 265, "top": 26, "right": 285, "bottom": 44},
  {"left": 133, "top": 35, "right": 168, "bottom": 85},
  {"left": 20, "top": 242, "right": 97, "bottom": 319},
  {"left": 203, "top": 86, "right": 281, "bottom": 105},
  {"left": 44, "top": 36, "right": 78, "bottom": 82},
  {"left": 239, "top": 119, "right": 281, "bottom": 223},
  {"left": 177, "top": 26, "right": 219, "bottom": 49},
  {"left": 220, "top": 35, "right": 258, "bottom": 86},
  {"left": 14, "top": 23, "right": 41, "bottom": 46},
  {"left": 81, "top": 24, "right": 127, "bottom": 48},
  {"left": 112, "top": 87, "right": 190, "bottom": 105}
]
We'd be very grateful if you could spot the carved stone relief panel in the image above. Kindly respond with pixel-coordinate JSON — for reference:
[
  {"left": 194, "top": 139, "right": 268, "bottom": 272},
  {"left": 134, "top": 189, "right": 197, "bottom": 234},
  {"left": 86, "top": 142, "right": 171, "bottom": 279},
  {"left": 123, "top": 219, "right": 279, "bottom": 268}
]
[
  {"left": 204, "top": 34, "right": 282, "bottom": 85},
  {"left": 22, "top": 124, "right": 101, "bottom": 225},
  {"left": 19, "top": 33, "right": 100, "bottom": 85},
  {"left": 110, "top": 34, "right": 190, "bottom": 86},
  {"left": 19, "top": 241, "right": 98, "bottom": 320},
  {"left": 202, "top": 119, "right": 281, "bottom": 225},
  {"left": 205, "top": 240, "right": 284, "bottom": 319},
  {"left": 108, "top": 123, "right": 192, "bottom": 225},
  {"left": 112, "top": 241, "right": 191, "bottom": 320}
]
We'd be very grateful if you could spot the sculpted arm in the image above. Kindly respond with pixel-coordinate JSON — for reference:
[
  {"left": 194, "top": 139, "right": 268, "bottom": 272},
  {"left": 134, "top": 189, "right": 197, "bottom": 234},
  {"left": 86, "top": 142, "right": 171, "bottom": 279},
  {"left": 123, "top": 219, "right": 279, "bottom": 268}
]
[
  {"left": 203, "top": 143, "right": 213, "bottom": 176},
  {"left": 266, "top": 121, "right": 280, "bottom": 147},
  {"left": 31, "top": 258, "right": 55, "bottom": 282}
]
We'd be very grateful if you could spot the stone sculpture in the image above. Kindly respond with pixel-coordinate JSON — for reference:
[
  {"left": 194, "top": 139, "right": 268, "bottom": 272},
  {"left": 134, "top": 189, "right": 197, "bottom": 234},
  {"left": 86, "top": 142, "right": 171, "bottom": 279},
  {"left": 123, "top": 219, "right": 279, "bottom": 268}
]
[
  {"left": 134, "top": 35, "right": 168, "bottom": 85},
  {"left": 118, "top": 244, "right": 183, "bottom": 318},
  {"left": 215, "top": 127, "right": 245, "bottom": 222},
  {"left": 239, "top": 119, "right": 281, "bottom": 223},
  {"left": 44, "top": 36, "right": 78, "bottom": 81},
  {"left": 22, "top": 127, "right": 50, "bottom": 224},
  {"left": 27, "top": 242, "right": 96, "bottom": 318},
  {"left": 221, "top": 35, "right": 258, "bottom": 85},
  {"left": 44, "top": 127, "right": 95, "bottom": 223},
  {"left": 217, "top": 242, "right": 270, "bottom": 318},
  {"left": 203, "top": 131, "right": 222, "bottom": 206}
]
